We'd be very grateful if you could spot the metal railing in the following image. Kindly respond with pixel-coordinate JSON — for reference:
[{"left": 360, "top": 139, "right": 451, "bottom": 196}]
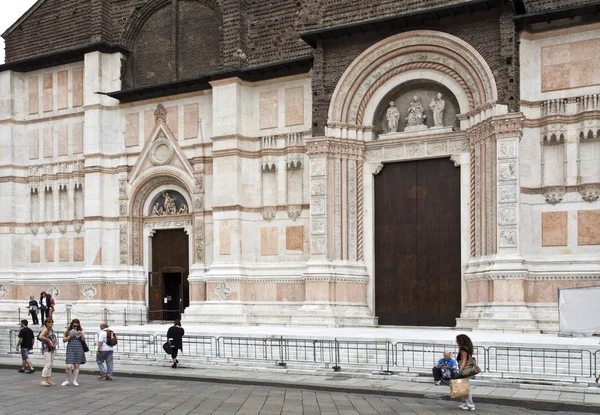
[
  {"left": 7, "top": 330, "right": 598, "bottom": 381},
  {"left": 9, "top": 330, "right": 99, "bottom": 357}
]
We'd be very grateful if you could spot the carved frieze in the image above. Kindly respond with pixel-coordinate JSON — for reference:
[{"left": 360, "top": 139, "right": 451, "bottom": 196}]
[
  {"left": 0, "top": 284, "right": 8, "bottom": 300},
  {"left": 310, "top": 160, "right": 326, "bottom": 177},
  {"left": 499, "top": 185, "right": 517, "bottom": 203},
  {"left": 499, "top": 229, "right": 517, "bottom": 248},
  {"left": 498, "top": 207, "right": 517, "bottom": 225},
  {"left": 214, "top": 282, "right": 231, "bottom": 301},
  {"left": 311, "top": 219, "right": 325, "bottom": 235},
  {"left": 119, "top": 223, "right": 127, "bottom": 265},
  {"left": 262, "top": 206, "right": 276, "bottom": 222},
  {"left": 287, "top": 205, "right": 302, "bottom": 221},
  {"left": 306, "top": 138, "right": 365, "bottom": 161},
  {"left": 48, "top": 285, "right": 60, "bottom": 299},
  {"left": 311, "top": 238, "right": 326, "bottom": 254},
  {"left": 542, "top": 186, "right": 566, "bottom": 205},
  {"left": 195, "top": 219, "right": 204, "bottom": 263},
  {"left": 499, "top": 163, "right": 516, "bottom": 181},
  {"left": 311, "top": 179, "right": 325, "bottom": 196},
  {"left": 82, "top": 284, "right": 97, "bottom": 301},
  {"left": 311, "top": 199, "right": 325, "bottom": 215},
  {"left": 579, "top": 183, "right": 600, "bottom": 202}
]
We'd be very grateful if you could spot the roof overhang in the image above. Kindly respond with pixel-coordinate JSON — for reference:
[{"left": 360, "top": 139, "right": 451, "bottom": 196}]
[
  {"left": 0, "top": 42, "right": 131, "bottom": 73},
  {"left": 107, "top": 55, "right": 314, "bottom": 104},
  {"left": 299, "top": 0, "right": 503, "bottom": 48}
]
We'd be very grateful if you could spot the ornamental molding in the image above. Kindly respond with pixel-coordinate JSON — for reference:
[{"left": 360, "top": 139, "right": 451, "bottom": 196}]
[
  {"left": 0, "top": 284, "right": 8, "bottom": 300},
  {"left": 143, "top": 219, "right": 192, "bottom": 229},
  {"left": 149, "top": 138, "right": 175, "bottom": 166},
  {"left": 542, "top": 186, "right": 566, "bottom": 205},
  {"left": 467, "top": 114, "right": 525, "bottom": 145},
  {"left": 465, "top": 273, "right": 600, "bottom": 282},
  {"left": 306, "top": 137, "right": 365, "bottom": 160},
  {"left": 82, "top": 284, "right": 97, "bottom": 301},
  {"left": 578, "top": 183, "right": 600, "bottom": 203},
  {"left": 214, "top": 282, "right": 232, "bottom": 301}
]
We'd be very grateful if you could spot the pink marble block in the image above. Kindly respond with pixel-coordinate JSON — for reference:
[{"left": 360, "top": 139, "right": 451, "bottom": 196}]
[
  {"left": 57, "top": 125, "right": 68, "bottom": 156},
  {"left": 219, "top": 226, "right": 231, "bottom": 255},
  {"left": 57, "top": 71, "right": 68, "bottom": 110},
  {"left": 144, "top": 110, "right": 155, "bottom": 140},
  {"left": 43, "top": 126, "right": 53, "bottom": 158},
  {"left": 72, "top": 68, "right": 84, "bottom": 107},
  {"left": 125, "top": 113, "right": 140, "bottom": 147},
  {"left": 261, "top": 227, "right": 278, "bottom": 256},
  {"left": 92, "top": 248, "right": 102, "bottom": 265},
  {"left": 285, "top": 86, "right": 304, "bottom": 126},
  {"left": 72, "top": 122, "right": 84, "bottom": 154},
  {"left": 59, "top": 238, "right": 70, "bottom": 262},
  {"left": 42, "top": 73, "right": 53, "bottom": 112},
  {"left": 184, "top": 103, "right": 199, "bottom": 139},
  {"left": 542, "top": 39, "right": 600, "bottom": 91},
  {"left": 259, "top": 90, "right": 278, "bottom": 130},
  {"left": 166, "top": 106, "right": 178, "bottom": 138},
  {"left": 28, "top": 129, "right": 39, "bottom": 160},
  {"left": 286, "top": 226, "right": 303, "bottom": 251},
  {"left": 30, "top": 243, "right": 40, "bottom": 263},
  {"left": 191, "top": 283, "right": 206, "bottom": 302},
  {"left": 542, "top": 211, "right": 568, "bottom": 246},
  {"left": 578, "top": 210, "right": 600, "bottom": 245},
  {"left": 44, "top": 239, "right": 55, "bottom": 262},
  {"left": 28, "top": 76, "right": 39, "bottom": 115},
  {"left": 73, "top": 238, "right": 84, "bottom": 262}
]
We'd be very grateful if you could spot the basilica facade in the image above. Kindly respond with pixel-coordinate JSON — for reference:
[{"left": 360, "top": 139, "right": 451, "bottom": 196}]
[{"left": 0, "top": 0, "right": 599, "bottom": 331}]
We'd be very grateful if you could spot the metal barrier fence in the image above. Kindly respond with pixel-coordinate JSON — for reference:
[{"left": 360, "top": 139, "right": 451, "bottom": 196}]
[
  {"left": 7, "top": 330, "right": 598, "bottom": 381},
  {"left": 9, "top": 330, "right": 99, "bottom": 357}
]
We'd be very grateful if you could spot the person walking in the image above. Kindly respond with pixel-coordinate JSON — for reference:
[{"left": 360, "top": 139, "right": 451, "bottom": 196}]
[
  {"left": 96, "top": 323, "right": 114, "bottom": 380},
  {"left": 28, "top": 296, "right": 39, "bottom": 325},
  {"left": 16, "top": 320, "right": 35, "bottom": 374},
  {"left": 166, "top": 320, "right": 184, "bottom": 368},
  {"left": 47, "top": 294, "right": 55, "bottom": 318},
  {"left": 456, "top": 334, "right": 477, "bottom": 411},
  {"left": 39, "top": 292, "right": 49, "bottom": 325},
  {"left": 38, "top": 318, "right": 58, "bottom": 387},
  {"left": 62, "top": 319, "right": 86, "bottom": 387}
]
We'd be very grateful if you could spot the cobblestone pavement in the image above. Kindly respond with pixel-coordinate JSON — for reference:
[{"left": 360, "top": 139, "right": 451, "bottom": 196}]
[{"left": 0, "top": 369, "right": 594, "bottom": 415}]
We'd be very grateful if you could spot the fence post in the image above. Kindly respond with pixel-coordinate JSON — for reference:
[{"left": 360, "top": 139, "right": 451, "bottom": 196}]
[
  {"left": 103, "top": 308, "right": 108, "bottom": 323},
  {"left": 124, "top": 308, "right": 128, "bottom": 326},
  {"left": 332, "top": 338, "right": 341, "bottom": 372},
  {"left": 17, "top": 307, "right": 20, "bottom": 323},
  {"left": 276, "top": 336, "right": 287, "bottom": 367}
]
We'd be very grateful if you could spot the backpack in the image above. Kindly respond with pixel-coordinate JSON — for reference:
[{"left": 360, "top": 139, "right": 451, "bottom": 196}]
[{"left": 105, "top": 329, "right": 118, "bottom": 347}]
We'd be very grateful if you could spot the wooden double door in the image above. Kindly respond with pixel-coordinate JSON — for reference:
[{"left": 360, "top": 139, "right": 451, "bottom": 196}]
[
  {"left": 149, "top": 229, "right": 189, "bottom": 321},
  {"left": 374, "top": 158, "right": 461, "bottom": 327}
]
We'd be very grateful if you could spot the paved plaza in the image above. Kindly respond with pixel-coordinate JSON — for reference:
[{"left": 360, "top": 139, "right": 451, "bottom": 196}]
[{"left": 0, "top": 369, "right": 595, "bottom": 415}]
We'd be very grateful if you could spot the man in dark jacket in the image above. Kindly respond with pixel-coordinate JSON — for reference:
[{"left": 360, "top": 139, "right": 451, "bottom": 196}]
[
  {"left": 17, "top": 320, "right": 35, "bottom": 373},
  {"left": 166, "top": 320, "right": 184, "bottom": 368}
]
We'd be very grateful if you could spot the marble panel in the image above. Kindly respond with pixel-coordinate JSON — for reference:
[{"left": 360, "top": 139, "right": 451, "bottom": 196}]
[
  {"left": 42, "top": 73, "right": 53, "bottom": 112},
  {"left": 259, "top": 90, "right": 278, "bottom": 130},
  {"left": 542, "top": 39, "right": 600, "bottom": 91},
  {"left": 125, "top": 113, "right": 139, "bottom": 147},
  {"left": 28, "top": 129, "right": 39, "bottom": 160},
  {"left": 542, "top": 211, "right": 568, "bottom": 247},
  {"left": 43, "top": 126, "right": 53, "bottom": 158},
  {"left": 184, "top": 103, "right": 199, "bottom": 139},
  {"left": 28, "top": 76, "right": 39, "bottom": 115},
  {"left": 72, "top": 68, "right": 83, "bottom": 107},
  {"left": 30, "top": 243, "right": 40, "bottom": 263},
  {"left": 542, "top": 64, "right": 570, "bottom": 92},
  {"left": 305, "top": 281, "right": 331, "bottom": 302},
  {"left": 276, "top": 283, "right": 305, "bottom": 302},
  {"left": 191, "top": 283, "right": 206, "bottom": 302},
  {"left": 57, "top": 71, "right": 68, "bottom": 110},
  {"left": 144, "top": 110, "right": 155, "bottom": 140},
  {"left": 542, "top": 44, "right": 570, "bottom": 66},
  {"left": 286, "top": 226, "right": 303, "bottom": 251},
  {"left": 72, "top": 122, "right": 83, "bottom": 154},
  {"left": 206, "top": 282, "right": 239, "bottom": 301},
  {"left": 467, "top": 280, "right": 489, "bottom": 303},
  {"left": 57, "top": 125, "right": 68, "bottom": 156},
  {"left": 44, "top": 239, "right": 55, "bottom": 262},
  {"left": 59, "top": 238, "right": 69, "bottom": 262},
  {"left": 334, "top": 282, "right": 366, "bottom": 303},
  {"left": 92, "top": 248, "right": 102, "bottom": 265},
  {"left": 73, "top": 237, "right": 84, "bottom": 262},
  {"left": 285, "top": 87, "right": 304, "bottom": 126},
  {"left": 578, "top": 210, "right": 600, "bottom": 245},
  {"left": 166, "top": 106, "right": 178, "bottom": 138},
  {"left": 219, "top": 226, "right": 231, "bottom": 255},
  {"left": 570, "top": 58, "right": 600, "bottom": 89},
  {"left": 261, "top": 227, "right": 278, "bottom": 256}
]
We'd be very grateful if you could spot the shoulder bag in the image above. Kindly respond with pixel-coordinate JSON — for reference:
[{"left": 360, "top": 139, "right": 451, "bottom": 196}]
[
  {"left": 450, "top": 378, "right": 470, "bottom": 399},
  {"left": 461, "top": 356, "right": 481, "bottom": 377}
]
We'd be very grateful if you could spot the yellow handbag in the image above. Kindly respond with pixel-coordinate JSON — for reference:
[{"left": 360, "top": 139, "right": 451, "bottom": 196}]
[{"left": 450, "top": 378, "right": 470, "bottom": 399}]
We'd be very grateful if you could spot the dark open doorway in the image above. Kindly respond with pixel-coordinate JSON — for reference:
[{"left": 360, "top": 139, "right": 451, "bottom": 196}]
[{"left": 149, "top": 229, "right": 189, "bottom": 321}]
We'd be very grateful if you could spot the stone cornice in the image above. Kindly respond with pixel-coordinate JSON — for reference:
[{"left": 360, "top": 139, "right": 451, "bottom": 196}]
[
  {"left": 465, "top": 273, "right": 600, "bottom": 282},
  {"left": 524, "top": 111, "right": 600, "bottom": 128},
  {"left": 305, "top": 137, "right": 365, "bottom": 160},
  {"left": 467, "top": 114, "right": 525, "bottom": 145}
]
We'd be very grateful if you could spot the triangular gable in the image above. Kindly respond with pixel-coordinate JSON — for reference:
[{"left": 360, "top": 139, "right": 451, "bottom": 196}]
[
  {"left": 3, "top": 0, "right": 50, "bottom": 38},
  {"left": 128, "top": 118, "right": 195, "bottom": 185}
]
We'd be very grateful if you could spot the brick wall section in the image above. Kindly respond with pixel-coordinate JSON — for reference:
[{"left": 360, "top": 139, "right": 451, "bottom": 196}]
[{"left": 526, "top": 0, "right": 595, "bottom": 11}]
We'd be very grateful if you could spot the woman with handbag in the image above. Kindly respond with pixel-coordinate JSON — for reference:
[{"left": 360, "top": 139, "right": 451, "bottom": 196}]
[
  {"left": 38, "top": 318, "right": 58, "bottom": 386},
  {"left": 62, "top": 319, "right": 86, "bottom": 386},
  {"left": 39, "top": 292, "right": 49, "bottom": 325},
  {"left": 166, "top": 320, "right": 184, "bottom": 368},
  {"left": 456, "top": 334, "right": 479, "bottom": 411}
]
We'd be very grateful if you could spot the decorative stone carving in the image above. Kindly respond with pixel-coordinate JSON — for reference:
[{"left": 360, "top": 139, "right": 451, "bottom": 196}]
[
  {"left": 82, "top": 284, "right": 97, "bottom": 301},
  {"left": 287, "top": 205, "right": 302, "bottom": 221},
  {"left": 405, "top": 95, "right": 427, "bottom": 131},
  {"left": 143, "top": 220, "right": 192, "bottom": 230},
  {"left": 499, "top": 163, "right": 516, "bottom": 180},
  {"left": 311, "top": 219, "right": 325, "bottom": 234},
  {"left": 311, "top": 238, "right": 326, "bottom": 254},
  {"left": 120, "top": 201, "right": 128, "bottom": 216},
  {"left": 499, "top": 207, "right": 517, "bottom": 225},
  {"left": 542, "top": 186, "right": 566, "bottom": 205},
  {"left": 194, "top": 172, "right": 204, "bottom": 193},
  {"left": 119, "top": 179, "right": 127, "bottom": 199},
  {"left": 29, "top": 224, "right": 39, "bottom": 235},
  {"left": 150, "top": 191, "right": 188, "bottom": 216},
  {"left": 48, "top": 285, "right": 60, "bottom": 299},
  {"left": 499, "top": 141, "right": 517, "bottom": 158},
  {"left": 386, "top": 101, "right": 400, "bottom": 133},
  {"left": 499, "top": 185, "right": 517, "bottom": 203},
  {"left": 262, "top": 206, "right": 276, "bottom": 222},
  {"left": 195, "top": 219, "right": 204, "bottom": 262},
  {"left": 58, "top": 222, "right": 67, "bottom": 234},
  {"left": 149, "top": 138, "right": 175, "bottom": 166},
  {"left": 499, "top": 229, "right": 517, "bottom": 247},
  {"left": 214, "top": 282, "right": 231, "bottom": 301},
  {"left": 372, "top": 162, "right": 384, "bottom": 175},
  {"left": 154, "top": 104, "right": 167, "bottom": 123},
  {"left": 44, "top": 222, "right": 53, "bottom": 235},
  {"left": 311, "top": 179, "right": 325, "bottom": 196},
  {"left": 310, "top": 160, "right": 326, "bottom": 177},
  {"left": 429, "top": 93, "right": 446, "bottom": 127},
  {"left": 427, "top": 142, "right": 447, "bottom": 156},
  {"left": 119, "top": 223, "right": 127, "bottom": 265},
  {"left": 449, "top": 139, "right": 469, "bottom": 153},
  {"left": 311, "top": 199, "right": 325, "bottom": 215},
  {"left": 405, "top": 143, "right": 425, "bottom": 158},
  {"left": 450, "top": 154, "right": 461, "bottom": 167},
  {"left": 0, "top": 284, "right": 8, "bottom": 300},
  {"left": 73, "top": 220, "right": 83, "bottom": 234},
  {"left": 579, "top": 184, "right": 600, "bottom": 202}
]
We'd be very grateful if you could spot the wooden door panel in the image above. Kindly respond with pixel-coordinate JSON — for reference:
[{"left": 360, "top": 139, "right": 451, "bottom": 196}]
[{"left": 375, "top": 158, "right": 461, "bottom": 327}]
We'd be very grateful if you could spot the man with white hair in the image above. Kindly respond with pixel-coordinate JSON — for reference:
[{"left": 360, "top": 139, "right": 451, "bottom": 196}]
[{"left": 96, "top": 322, "right": 114, "bottom": 380}]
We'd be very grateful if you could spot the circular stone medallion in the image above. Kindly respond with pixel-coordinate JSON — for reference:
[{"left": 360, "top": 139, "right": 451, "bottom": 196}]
[{"left": 149, "top": 138, "right": 175, "bottom": 165}]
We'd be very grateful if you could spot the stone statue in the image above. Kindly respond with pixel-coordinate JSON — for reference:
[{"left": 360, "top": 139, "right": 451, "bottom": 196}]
[
  {"left": 152, "top": 202, "right": 164, "bottom": 216},
  {"left": 163, "top": 192, "right": 177, "bottom": 216},
  {"left": 178, "top": 203, "right": 188, "bottom": 215},
  {"left": 386, "top": 101, "right": 400, "bottom": 133},
  {"left": 429, "top": 93, "right": 446, "bottom": 127},
  {"left": 406, "top": 95, "right": 426, "bottom": 127}
]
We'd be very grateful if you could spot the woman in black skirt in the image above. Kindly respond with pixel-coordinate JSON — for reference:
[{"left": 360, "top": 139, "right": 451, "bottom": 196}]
[
  {"left": 62, "top": 319, "right": 86, "bottom": 386},
  {"left": 167, "top": 320, "right": 184, "bottom": 368}
]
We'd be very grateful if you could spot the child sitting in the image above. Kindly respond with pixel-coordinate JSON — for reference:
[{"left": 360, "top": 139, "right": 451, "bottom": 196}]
[{"left": 432, "top": 351, "right": 459, "bottom": 385}]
